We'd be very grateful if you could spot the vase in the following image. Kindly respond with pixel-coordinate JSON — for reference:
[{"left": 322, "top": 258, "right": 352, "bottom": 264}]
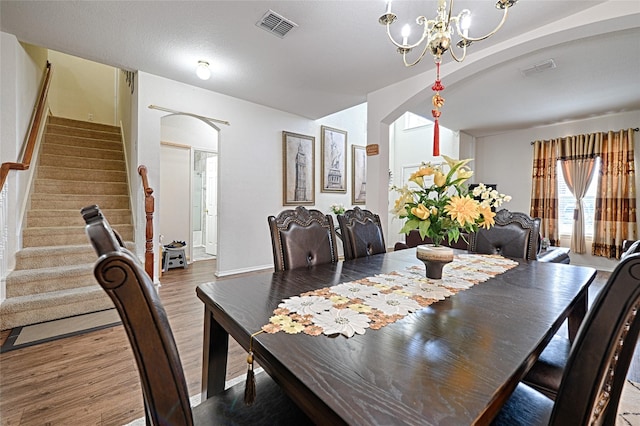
[{"left": 416, "top": 244, "right": 454, "bottom": 279}]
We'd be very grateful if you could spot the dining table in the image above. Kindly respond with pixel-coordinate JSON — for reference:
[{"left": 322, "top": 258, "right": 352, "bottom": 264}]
[{"left": 196, "top": 248, "right": 596, "bottom": 425}]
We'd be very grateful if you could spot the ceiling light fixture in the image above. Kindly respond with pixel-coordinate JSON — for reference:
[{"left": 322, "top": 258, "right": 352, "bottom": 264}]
[
  {"left": 196, "top": 61, "right": 211, "bottom": 80},
  {"left": 379, "top": 0, "right": 518, "bottom": 155}
]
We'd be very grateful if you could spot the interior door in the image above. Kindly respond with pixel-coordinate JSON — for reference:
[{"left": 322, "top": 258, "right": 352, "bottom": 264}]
[{"left": 205, "top": 154, "right": 218, "bottom": 255}]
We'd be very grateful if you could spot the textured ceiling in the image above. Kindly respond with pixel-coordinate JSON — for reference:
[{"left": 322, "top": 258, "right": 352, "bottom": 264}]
[{"left": 1, "top": 0, "right": 639, "bottom": 137}]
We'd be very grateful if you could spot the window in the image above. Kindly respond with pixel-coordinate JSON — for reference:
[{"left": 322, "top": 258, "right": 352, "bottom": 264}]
[
  {"left": 403, "top": 112, "right": 432, "bottom": 130},
  {"left": 557, "top": 158, "right": 600, "bottom": 237}
]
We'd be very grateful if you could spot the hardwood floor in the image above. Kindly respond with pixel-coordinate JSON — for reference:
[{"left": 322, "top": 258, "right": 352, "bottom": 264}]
[
  {"left": 0, "top": 263, "right": 637, "bottom": 425},
  {"left": 0, "top": 259, "right": 248, "bottom": 426}
]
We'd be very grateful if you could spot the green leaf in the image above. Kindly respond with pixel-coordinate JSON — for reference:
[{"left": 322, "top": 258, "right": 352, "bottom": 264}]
[
  {"left": 400, "top": 219, "right": 421, "bottom": 235},
  {"left": 418, "top": 220, "right": 432, "bottom": 239}
]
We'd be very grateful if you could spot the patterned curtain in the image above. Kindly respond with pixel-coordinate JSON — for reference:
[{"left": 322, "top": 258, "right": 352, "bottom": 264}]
[
  {"left": 558, "top": 133, "right": 600, "bottom": 254},
  {"left": 592, "top": 128, "right": 637, "bottom": 259},
  {"left": 530, "top": 139, "right": 559, "bottom": 245}
]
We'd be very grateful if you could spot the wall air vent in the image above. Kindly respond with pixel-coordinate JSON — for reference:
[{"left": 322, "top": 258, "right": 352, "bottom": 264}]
[
  {"left": 520, "top": 59, "right": 557, "bottom": 77},
  {"left": 257, "top": 10, "right": 298, "bottom": 38}
]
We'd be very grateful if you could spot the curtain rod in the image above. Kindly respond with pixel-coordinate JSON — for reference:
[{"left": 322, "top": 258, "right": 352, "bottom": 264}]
[
  {"left": 147, "top": 105, "right": 230, "bottom": 126},
  {"left": 530, "top": 127, "right": 639, "bottom": 145}
]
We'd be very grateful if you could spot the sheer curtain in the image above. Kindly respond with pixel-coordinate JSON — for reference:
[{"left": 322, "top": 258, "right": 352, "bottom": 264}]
[
  {"left": 559, "top": 133, "right": 600, "bottom": 254},
  {"left": 530, "top": 139, "right": 559, "bottom": 246},
  {"left": 592, "top": 128, "right": 637, "bottom": 259}
]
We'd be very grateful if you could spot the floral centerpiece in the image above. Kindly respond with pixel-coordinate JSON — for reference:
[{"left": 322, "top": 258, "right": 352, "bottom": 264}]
[
  {"left": 391, "top": 155, "right": 511, "bottom": 248},
  {"left": 329, "top": 203, "right": 346, "bottom": 215}
]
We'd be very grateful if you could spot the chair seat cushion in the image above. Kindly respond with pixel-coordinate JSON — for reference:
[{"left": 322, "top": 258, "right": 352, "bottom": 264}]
[
  {"left": 193, "top": 371, "right": 311, "bottom": 425},
  {"left": 491, "top": 383, "right": 553, "bottom": 426},
  {"left": 522, "top": 334, "right": 570, "bottom": 399}
]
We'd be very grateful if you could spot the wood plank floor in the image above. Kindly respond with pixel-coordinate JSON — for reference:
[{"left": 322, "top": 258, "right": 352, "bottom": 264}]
[
  {"left": 0, "top": 262, "right": 637, "bottom": 425},
  {"left": 0, "top": 259, "right": 247, "bottom": 426}
]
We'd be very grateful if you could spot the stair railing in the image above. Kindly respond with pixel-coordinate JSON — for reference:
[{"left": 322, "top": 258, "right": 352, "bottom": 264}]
[
  {"left": 138, "top": 165, "right": 155, "bottom": 278},
  {"left": 0, "top": 61, "right": 53, "bottom": 190}
]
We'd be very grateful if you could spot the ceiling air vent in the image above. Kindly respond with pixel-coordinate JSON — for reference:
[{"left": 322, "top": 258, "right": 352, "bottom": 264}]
[
  {"left": 257, "top": 10, "right": 298, "bottom": 38},
  {"left": 520, "top": 59, "right": 557, "bottom": 77}
]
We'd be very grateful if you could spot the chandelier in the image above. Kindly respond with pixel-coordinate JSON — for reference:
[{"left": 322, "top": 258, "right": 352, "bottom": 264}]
[{"left": 379, "top": 0, "right": 518, "bottom": 155}]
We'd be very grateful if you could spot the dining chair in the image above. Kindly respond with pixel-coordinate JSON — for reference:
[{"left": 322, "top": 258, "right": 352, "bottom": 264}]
[
  {"left": 81, "top": 205, "right": 310, "bottom": 425},
  {"left": 469, "top": 209, "right": 541, "bottom": 260},
  {"left": 522, "top": 239, "right": 640, "bottom": 400},
  {"left": 336, "top": 206, "right": 386, "bottom": 260},
  {"left": 492, "top": 252, "right": 640, "bottom": 425},
  {"left": 267, "top": 206, "right": 338, "bottom": 271}
]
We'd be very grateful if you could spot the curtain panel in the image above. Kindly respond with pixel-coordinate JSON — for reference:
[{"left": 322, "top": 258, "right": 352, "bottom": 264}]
[
  {"left": 592, "top": 128, "right": 637, "bottom": 259},
  {"left": 530, "top": 139, "right": 560, "bottom": 245}
]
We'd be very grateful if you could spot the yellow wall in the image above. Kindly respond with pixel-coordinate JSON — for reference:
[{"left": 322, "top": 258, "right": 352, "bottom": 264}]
[{"left": 47, "top": 50, "right": 116, "bottom": 125}]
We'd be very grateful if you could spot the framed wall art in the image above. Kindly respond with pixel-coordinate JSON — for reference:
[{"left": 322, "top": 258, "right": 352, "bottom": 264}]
[
  {"left": 352, "top": 145, "right": 366, "bottom": 205},
  {"left": 282, "top": 131, "right": 315, "bottom": 206},
  {"left": 320, "top": 126, "right": 347, "bottom": 193}
]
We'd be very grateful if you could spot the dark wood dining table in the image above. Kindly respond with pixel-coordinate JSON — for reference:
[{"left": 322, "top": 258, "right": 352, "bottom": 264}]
[{"left": 196, "top": 249, "right": 596, "bottom": 425}]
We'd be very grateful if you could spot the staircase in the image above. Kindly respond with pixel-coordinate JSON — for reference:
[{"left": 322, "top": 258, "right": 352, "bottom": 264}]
[{"left": 0, "top": 116, "right": 134, "bottom": 330}]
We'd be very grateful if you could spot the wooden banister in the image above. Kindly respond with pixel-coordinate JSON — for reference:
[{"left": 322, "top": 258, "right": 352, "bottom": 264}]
[
  {"left": 0, "top": 61, "right": 53, "bottom": 189},
  {"left": 138, "top": 165, "right": 155, "bottom": 278}
]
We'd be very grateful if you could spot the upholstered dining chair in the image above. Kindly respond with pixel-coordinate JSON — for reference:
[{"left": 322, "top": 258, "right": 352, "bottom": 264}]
[
  {"left": 81, "top": 205, "right": 309, "bottom": 425},
  {"left": 469, "top": 209, "right": 541, "bottom": 260},
  {"left": 268, "top": 206, "right": 338, "bottom": 271},
  {"left": 492, "top": 252, "right": 640, "bottom": 425},
  {"left": 337, "top": 207, "right": 386, "bottom": 260}
]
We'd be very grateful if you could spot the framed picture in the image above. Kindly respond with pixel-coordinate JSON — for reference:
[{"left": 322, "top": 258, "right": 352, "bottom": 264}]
[
  {"left": 352, "top": 145, "right": 366, "bottom": 205},
  {"left": 320, "top": 126, "right": 347, "bottom": 193},
  {"left": 282, "top": 131, "right": 315, "bottom": 206}
]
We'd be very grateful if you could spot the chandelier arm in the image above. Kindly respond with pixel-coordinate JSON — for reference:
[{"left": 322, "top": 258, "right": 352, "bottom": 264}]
[
  {"left": 384, "top": 19, "right": 432, "bottom": 50},
  {"left": 403, "top": 42, "right": 435, "bottom": 67},
  {"left": 457, "top": 6, "right": 510, "bottom": 43},
  {"left": 449, "top": 44, "right": 467, "bottom": 63}
]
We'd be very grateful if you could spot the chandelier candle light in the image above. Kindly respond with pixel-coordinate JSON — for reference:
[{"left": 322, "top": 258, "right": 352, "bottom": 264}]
[{"left": 379, "top": 0, "right": 518, "bottom": 155}]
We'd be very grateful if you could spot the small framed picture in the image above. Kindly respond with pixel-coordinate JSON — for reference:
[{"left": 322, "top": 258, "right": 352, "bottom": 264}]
[
  {"left": 320, "top": 126, "right": 347, "bottom": 193},
  {"left": 352, "top": 145, "right": 366, "bottom": 205},
  {"left": 283, "top": 131, "right": 315, "bottom": 206}
]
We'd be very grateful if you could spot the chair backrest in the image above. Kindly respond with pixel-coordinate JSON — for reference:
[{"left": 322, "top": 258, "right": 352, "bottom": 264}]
[
  {"left": 267, "top": 206, "right": 338, "bottom": 271},
  {"left": 81, "top": 205, "right": 194, "bottom": 425},
  {"left": 549, "top": 252, "right": 640, "bottom": 425},
  {"left": 469, "top": 209, "right": 541, "bottom": 260},
  {"left": 337, "top": 207, "right": 386, "bottom": 260}
]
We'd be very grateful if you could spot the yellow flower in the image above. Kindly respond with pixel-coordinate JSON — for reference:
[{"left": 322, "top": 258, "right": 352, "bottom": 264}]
[
  {"left": 478, "top": 205, "right": 496, "bottom": 229},
  {"left": 411, "top": 204, "right": 431, "bottom": 220},
  {"left": 434, "top": 171, "right": 446, "bottom": 187},
  {"left": 445, "top": 195, "right": 480, "bottom": 226},
  {"left": 442, "top": 155, "right": 473, "bottom": 171},
  {"left": 457, "top": 167, "right": 473, "bottom": 182},
  {"left": 409, "top": 166, "right": 434, "bottom": 187}
]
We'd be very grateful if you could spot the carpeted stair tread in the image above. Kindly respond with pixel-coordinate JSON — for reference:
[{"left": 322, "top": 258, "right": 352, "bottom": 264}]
[
  {"left": 33, "top": 179, "right": 128, "bottom": 196},
  {"left": 6, "top": 264, "right": 95, "bottom": 297},
  {"left": 26, "top": 209, "right": 131, "bottom": 228},
  {"left": 46, "top": 124, "right": 121, "bottom": 141},
  {"left": 14, "top": 242, "right": 135, "bottom": 270},
  {"left": 30, "top": 194, "right": 129, "bottom": 210},
  {"left": 37, "top": 166, "right": 126, "bottom": 182},
  {"left": 42, "top": 143, "right": 124, "bottom": 161},
  {"left": 48, "top": 116, "right": 120, "bottom": 132},
  {"left": 23, "top": 225, "right": 133, "bottom": 247},
  {"left": 0, "top": 286, "right": 114, "bottom": 330},
  {"left": 39, "top": 153, "right": 125, "bottom": 170},
  {"left": 44, "top": 133, "right": 123, "bottom": 151}
]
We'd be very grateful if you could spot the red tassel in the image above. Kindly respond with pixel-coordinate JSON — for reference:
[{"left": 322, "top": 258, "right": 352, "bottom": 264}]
[{"left": 433, "top": 119, "right": 440, "bottom": 156}]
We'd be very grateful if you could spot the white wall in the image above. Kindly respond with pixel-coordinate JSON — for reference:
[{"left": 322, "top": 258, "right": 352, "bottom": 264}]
[
  {"left": 474, "top": 110, "right": 640, "bottom": 271},
  {"left": 47, "top": 50, "right": 117, "bottom": 125},
  {"left": 135, "top": 73, "right": 367, "bottom": 276},
  {"left": 159, "top": 144, "right": 191, "bottom": 247},
  {"left": 0, "top": 33, "right": 47, "bottom": 301}
]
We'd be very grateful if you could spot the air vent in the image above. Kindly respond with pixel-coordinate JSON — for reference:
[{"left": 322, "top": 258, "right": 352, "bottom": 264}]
[
  {"left": 521, "top": 59, "right": 557, "bottom": 77},
  {"left": 257, "top": 10, "right": 298, "bottom": 38}
]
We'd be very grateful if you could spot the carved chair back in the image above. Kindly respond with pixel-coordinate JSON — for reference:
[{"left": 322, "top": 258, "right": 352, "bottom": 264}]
[
  {"left": 469, "top": 209, "right": 541, "bottom": 260},
  {"left": 268, "top": 206, "right": 338, "bottom": 271},
  {"left": 337, "top": 207, "right": 386, "bottom": 260}
]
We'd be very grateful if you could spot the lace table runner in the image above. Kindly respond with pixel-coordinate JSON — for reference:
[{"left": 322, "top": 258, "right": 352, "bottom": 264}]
[{"left": 260, "top": 254, "right": 518, "bottom": 338}]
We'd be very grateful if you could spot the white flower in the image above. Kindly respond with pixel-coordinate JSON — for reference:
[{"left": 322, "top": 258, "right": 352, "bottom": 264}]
[
  {"left": 313, "top": 308, "right": 370, "bottom": 337},
  {"left": 366, "top": 293, "right": 422, "bottom": 316},
  {"left": 279, "top": 295, "right": 333, "bottom": 315},
  {"left": 331, "top": 282, "right": 378, "bottom": 299}
]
